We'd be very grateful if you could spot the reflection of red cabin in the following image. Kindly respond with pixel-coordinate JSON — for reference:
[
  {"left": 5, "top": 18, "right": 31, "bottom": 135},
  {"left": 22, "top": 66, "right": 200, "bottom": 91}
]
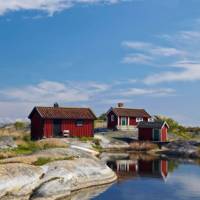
[
  {"left": 138, "top": 160, "right": 168, "bottom": 180},
  {"left": 28, "top": 106, "right": 96, "bottom": 140},
  {"left": 106, "top": 104, "right": 151, "bottom": 131},
  {"left": 107, "top": 159, "right": 168, "bottom": 181},
  {"left": 138, "top": 121, "right": 169, "bottom": 142}
]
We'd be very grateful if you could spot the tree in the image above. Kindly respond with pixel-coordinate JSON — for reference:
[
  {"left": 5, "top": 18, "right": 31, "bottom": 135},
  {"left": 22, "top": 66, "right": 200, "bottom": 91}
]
[{"left": 98, "top": 113, "right": 107, "bottom": 121}]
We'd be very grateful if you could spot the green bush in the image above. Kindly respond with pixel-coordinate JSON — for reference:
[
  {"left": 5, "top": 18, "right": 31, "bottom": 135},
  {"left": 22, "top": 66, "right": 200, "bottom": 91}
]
[{"left": 14, "top": 121, "right": 27, "bottom": 130}]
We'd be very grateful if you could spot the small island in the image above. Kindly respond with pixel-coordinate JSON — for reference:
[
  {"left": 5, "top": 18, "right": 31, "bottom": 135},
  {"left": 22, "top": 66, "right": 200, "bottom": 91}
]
[{"left": 0, "top": 104, "right": 199, "bottom": 200}]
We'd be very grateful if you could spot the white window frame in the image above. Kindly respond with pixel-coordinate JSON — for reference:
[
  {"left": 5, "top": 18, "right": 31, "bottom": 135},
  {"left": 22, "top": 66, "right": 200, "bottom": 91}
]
[{"left": 136, "top": 117, "right": 143, "bottom": 123}]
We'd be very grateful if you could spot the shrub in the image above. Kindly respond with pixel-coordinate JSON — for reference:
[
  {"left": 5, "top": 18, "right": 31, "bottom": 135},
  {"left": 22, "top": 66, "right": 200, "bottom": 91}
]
[
  {"left": 129, "top": 141, "right": 159, "bottom": 151},
  {"left": 14, "top": 121, "right": 27, "bottom": 130}
]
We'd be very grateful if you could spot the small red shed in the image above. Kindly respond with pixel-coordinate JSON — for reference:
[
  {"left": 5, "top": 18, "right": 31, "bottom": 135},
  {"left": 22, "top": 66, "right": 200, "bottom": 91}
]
[
  {"left": 138, "top": 121, "right": 169, "bottom": 142},
  {"left": 28, "top": 106, "right": 96, "bottom": 140},
  {"left": 106, "top": 104, "right": 151, "bottom": 131}
]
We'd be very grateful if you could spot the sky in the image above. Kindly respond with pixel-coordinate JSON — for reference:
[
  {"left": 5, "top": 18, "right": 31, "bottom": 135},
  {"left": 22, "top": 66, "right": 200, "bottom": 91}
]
[{"left": 0, "top": 0, "right": 200, "bottom": 126}]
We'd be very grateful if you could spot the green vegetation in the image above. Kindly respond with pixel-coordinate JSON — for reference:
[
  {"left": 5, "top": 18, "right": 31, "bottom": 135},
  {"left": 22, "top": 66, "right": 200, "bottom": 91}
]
[
  {"left": 33, "top": 156, "right": 74, "bottom": 166},
  {"left": 33, "top": 157, "right": 52, "bottom": 166},
  {"left": 157, "top": 116, "right": 199, "bottom": 140},
  {"left": 14, "top": 121, "right": 28, "bottom": 130},
  {"left": 98, "top": 113, "right": 107, "bottom": 121},
  {"left": 0, "top": 137, "right": 68, "bottom": 159},
  {"left": 168, "top": 160, "right": 179, "bottom": 173},
  {"left": 79, "top": 137, "right": 94, "bottom": 142},
  {"left": 79, "top": 137, "right": 100, "bottom": 144}
]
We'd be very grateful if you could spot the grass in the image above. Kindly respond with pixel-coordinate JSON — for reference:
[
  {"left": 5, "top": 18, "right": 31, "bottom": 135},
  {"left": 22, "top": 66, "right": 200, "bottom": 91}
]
[
  {"left": 0, "top": 137, "right": 68, "bottom": 159},
  {"left": 92, "top": 144, "right": 103, "bottom": 152},
  {"left": 79, "top": 137, "right": 94, "bottom": 142},
  {"left": 33, "top": 156, "right": 74, "bottom": 166}
]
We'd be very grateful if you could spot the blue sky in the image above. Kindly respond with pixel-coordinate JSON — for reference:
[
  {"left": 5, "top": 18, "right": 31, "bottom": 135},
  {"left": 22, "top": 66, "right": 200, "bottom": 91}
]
[{"left": 0, "top": 0, "right": 200, "bottom": 126}]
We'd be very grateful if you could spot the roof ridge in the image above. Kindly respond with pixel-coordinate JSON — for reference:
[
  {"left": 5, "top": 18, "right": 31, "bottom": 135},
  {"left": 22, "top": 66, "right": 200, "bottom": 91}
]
[
  {"left": 36, "top": 106, "right": 91, "bottom": 109},
  {"left": 114, "top": 107, "right": 146, "bottom": 110}
]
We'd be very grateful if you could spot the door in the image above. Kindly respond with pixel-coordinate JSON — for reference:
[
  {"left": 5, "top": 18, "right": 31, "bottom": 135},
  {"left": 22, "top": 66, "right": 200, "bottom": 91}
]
[
  {"left": 153, "top": 129, "right": 160, "bottom": 141},
  {"left": 53, "top": 119, "right": 62, "bottom": 137},
  {"left": 121, "top": 117, "right": 127, "bottom": 126}
]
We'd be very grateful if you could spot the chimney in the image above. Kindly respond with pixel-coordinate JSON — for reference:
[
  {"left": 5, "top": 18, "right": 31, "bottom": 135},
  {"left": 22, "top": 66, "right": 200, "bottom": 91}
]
[
  {"left": 53, "top": 102, "right": 59, "bottom": 108},
  {"left": 117, "top": 103, "right": 124, "bottom": 108}
]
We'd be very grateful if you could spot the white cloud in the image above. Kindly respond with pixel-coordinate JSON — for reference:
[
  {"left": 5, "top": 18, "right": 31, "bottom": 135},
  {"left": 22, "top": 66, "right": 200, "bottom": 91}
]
[
  {"left": 0, "top": 80, "right": 110, "bottom": 104},
  {"left": 120, "top": 88, "right": 175, "bottom": 96},
  {"left": 0, "top": 80, "right": 174, "bottom": 121},
  {"left": 144, "top": 61, "right": 200, "bottom": 84},
  {"left": 122, "top": 41, "right": 153, "bottom": 50},
  {"left": 123, "top": 20, "right": 200, "bottom": 84},
  {"left": 122, "top": 41, "right": 185, "bottom": 57},
  {"left": 122, "top": 53, "right": 153, "bottom": 64},
  {"left": 168, "top": 174, "right": 200, "bottom": 197},
  {"left": 0, "top": 0, "right": 129, "bottom": 16}
]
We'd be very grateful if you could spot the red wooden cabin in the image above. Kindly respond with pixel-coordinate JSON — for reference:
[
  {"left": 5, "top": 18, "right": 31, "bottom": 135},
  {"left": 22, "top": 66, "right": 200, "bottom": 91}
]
[
  {"left": 28, "top": 105, "right": 96, "bottom": 140},
  {"left": 106, "top": 103, "right": 151, "bottom": 131},
  {"left": 138, "top": 121, "right": 169, "bottom": 142}
]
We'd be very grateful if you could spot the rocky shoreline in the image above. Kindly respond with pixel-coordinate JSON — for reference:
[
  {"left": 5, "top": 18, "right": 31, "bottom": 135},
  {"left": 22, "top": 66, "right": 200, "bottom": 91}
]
[
  {"left": 0, "top": 154, "right": 117, "bottom": 200},
  {"left": 0, "top": 134, "right": 200, "bottom": 200}
]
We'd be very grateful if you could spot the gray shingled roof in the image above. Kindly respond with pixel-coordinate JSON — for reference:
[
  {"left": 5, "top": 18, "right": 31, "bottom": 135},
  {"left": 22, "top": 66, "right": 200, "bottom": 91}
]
[{"left": 138, "top": 121, "right": 169, "bottom": 129}]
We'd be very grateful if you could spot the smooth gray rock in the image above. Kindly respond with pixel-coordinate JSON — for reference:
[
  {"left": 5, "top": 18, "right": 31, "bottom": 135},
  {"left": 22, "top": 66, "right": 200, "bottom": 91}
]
[
  {"left": 32, "top": 158, "right": 117, "bottom": 199},
  {"left": 0, "top": 158, "right": 117, "bottom": 200},
  {"left": 0, "top": 136, "right": 17, "bottom": 149},
  {"left": 95, "top": 135, "right": 130, "bottom": 149},
  {"left": 0, "top": 163, "right": 44, "bottom": 198},
  {"left": 163, "top": 141, "right": 200, "bottom": 158}
]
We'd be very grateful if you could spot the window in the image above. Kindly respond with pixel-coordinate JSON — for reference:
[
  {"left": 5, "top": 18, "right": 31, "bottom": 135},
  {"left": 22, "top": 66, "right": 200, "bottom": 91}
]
[
  {"left": 111, "top": 115, "right": 115, "bottom": 122},
  {"left": 76, "top": 119, "right": 83, "bottom": 126},
  {"left": 148, "top": 118, "right": 154, "bottom": 122},
  {"left": 136, "top": 117, "right": 143, "bottom": 122}
]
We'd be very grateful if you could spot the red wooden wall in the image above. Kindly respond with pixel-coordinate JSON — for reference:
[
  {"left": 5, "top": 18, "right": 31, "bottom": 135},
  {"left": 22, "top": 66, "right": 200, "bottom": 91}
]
[
  {"left": 44, "top": 119, "right": 53, "bottom": 138},
  {"left": 138, "top": 128, "right": 153, "bottom": 141},
  {"left": 130, "top": 117, "right": 137, "bottom": 126},
  {"left": 61, "top": 119, "right": 94, "bottom": 137},
  {"left": 161, "top": 126, "right": 168, "bottom": 142},
  {"left": 31, "top": 114, "right": 94, "bottom": 139},
  {"left": 30, "top": 112, "right": 44, "bottom": 140},
  {"left": 107, "top": 111, "right": 118, "bottom": 129}
]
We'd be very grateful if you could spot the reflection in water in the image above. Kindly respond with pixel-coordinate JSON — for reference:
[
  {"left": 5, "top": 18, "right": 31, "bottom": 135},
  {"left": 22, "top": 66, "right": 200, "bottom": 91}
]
[
  {"left": 61, "top": 184, "right": 113, "bottom": 200},
  {"left": 107, "top": 158, "right": 168, "bottom": 181},
  {"left": 92, "top": 153, "right": 200, "bottom": 200}
]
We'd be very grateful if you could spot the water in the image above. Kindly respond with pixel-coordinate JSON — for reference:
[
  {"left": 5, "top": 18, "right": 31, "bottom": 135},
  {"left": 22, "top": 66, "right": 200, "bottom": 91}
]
[{"left": 90, "top": 153, "right": 200, "bottom": 200}]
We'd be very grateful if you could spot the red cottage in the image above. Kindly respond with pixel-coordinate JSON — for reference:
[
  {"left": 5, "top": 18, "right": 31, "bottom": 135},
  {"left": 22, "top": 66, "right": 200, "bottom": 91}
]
[
  {"left": 28, "top": 106, "right": 96, "bottom": 140},
  {"left": 106, "top": 104, "right": 151, "bottom": 131},
  {"left": 138, "top": 121, "right": 169, "bottom": 142}
]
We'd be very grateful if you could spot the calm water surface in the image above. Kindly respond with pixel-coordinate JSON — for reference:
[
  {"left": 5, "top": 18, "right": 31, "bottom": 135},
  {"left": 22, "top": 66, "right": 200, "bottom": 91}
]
[{"left": 90, "top": 154, "right": 200, "bottom": 200}]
